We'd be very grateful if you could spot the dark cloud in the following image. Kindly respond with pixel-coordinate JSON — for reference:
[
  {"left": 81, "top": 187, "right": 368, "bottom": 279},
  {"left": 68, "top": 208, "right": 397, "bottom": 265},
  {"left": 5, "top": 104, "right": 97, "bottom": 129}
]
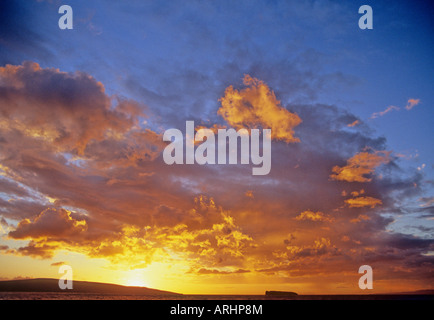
[
  {"left": 0, "top": 178, "right": 31, "bottom": 198},
  {"left": 417, "top": 206, "right": 434, "bottom": 218},
  {"left": 0, "top": 198, "right": 47, "bottom": 221},
  {"left": 7, "top": 241, "right": 58, "bottom": 259},
  {"left": 0, "top": 62, "right": 148, "bottom": 156},
  {"left": 384, "top": 233, "right": 434, "bottom": 250},
  {"left": 9, "top": 208, "right": 87, "bottom": 240}
]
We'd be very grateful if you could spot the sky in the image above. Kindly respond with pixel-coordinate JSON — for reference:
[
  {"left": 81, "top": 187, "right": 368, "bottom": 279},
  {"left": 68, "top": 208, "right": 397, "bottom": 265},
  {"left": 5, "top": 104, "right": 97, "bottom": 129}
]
[{"left": 0, "top": 0, "right": 433, "bottom": 295}]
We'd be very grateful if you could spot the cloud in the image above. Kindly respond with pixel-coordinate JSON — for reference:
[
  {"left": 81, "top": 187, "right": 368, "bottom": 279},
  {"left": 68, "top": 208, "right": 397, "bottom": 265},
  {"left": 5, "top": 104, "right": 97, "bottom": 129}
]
[
  {"left": 405, "top": 98, "right": 420, "bottom": 110},
  {"left": 0, "top": 62, "right": 431, "bottom": 292},
  {"left": 0, "top": 218, "right": 9, "bottom": 235},
  {"left": 282, "top": 237, "right": 339, "bottom": 258},
  {"left": 8, "top": 208, "right": 87, "bottom": 240},
  {"left": 5, "top": 195, "right": 257, "bottom": 269},
  {"left": 347, "top": 120, "right": 359, "bottom": 127},
  {"left": 370, "top": 99, "right": 420, "bottom": 119},
  {"left": 350, "top": 214, "right": 371, "bottom": 223},
  {"left": 0, "top": 179, "right": 31, "bottom": 198},
  {"left": 350, "top": 189, "right": 365, "bottom": 197},
  {"left": 345, "top": 196, "right": 382, "bottom": 208},
  {"left": 0, "top": 62, "right": 163, "bottom": 161},
  {"left": 245, "top": 190, "right": 254, "bottom": 198},
  {"left": 83, "top": 195, "right": 258, "bottom": 269},
  {"left": 0, "top": 197, "right": 47, "bottom": 221},
  {"left": 50, "top": 261, "right": 67, "bottom": 267},
  {"left": 295, "top": 210, "right": 333, "bottom": 222},
  {"left": 194, "top": 268, "right": 250, "bottom": 275},
  {"left": 330, "top": 150, "right": 390, "bottom": 182},
  {"left": 6, "top": 241, "right": 59, "bottom": 259},
  {"left": 370, "top": 105, "right": 400, "bottom": 119},
  {"left": 419, "top": 197, "right": 434, "bottom": 208},
  {"left": 218, "top": 75, "right": 302, "bottom": 143}
]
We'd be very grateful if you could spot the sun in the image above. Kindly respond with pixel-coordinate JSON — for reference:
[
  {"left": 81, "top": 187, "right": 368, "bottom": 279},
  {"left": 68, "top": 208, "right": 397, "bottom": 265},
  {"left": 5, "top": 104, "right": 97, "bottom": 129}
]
[
  {"left": 125, "top": 278, "right": 148, "bottom": 287},
  {"left": 123, "top": 269, "right": 149, "bottom": 287}
]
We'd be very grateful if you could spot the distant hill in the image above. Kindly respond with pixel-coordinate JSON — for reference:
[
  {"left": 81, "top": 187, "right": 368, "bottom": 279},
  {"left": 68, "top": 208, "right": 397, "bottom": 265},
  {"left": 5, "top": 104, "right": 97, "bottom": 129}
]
[{"left": 0, "top": 278, "right": 181, "bottom": 296}]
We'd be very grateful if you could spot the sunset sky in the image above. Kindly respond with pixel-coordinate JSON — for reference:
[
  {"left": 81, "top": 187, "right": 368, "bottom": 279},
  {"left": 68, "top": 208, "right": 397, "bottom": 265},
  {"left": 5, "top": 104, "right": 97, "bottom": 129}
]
[{"left": 0, "top": 0, "right": 433, "bottom": 295}]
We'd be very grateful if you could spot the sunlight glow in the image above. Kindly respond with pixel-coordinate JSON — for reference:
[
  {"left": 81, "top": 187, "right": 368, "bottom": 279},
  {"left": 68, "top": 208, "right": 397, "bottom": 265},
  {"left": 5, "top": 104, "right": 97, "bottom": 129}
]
[{"left": 123, "top": 269, "right": 149, "bottom": 287}]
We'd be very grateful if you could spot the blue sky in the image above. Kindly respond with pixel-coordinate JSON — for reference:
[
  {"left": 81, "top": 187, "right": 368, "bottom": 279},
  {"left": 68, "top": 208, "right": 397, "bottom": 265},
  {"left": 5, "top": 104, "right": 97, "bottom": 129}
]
[
  {"left": 32, "top": 0, "right": 433, "bottom": 194},
  {"left": 5, "top": 0, "right": 431, "bottom": 152}
]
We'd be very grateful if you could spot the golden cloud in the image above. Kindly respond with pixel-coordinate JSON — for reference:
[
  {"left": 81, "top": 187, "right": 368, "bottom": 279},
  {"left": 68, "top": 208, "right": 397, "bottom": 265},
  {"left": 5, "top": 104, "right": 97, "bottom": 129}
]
[
  {"left": 5, "top": 195, "right": 256, "bottom": 271},
  {"left": 350, "top": 214, "right": 371, "bottom": 223},
  {"left": 282, "top": 237, "right": 338, "bottom": 258},
  {"left": 295, "top": 210, "right": 333, "bottom": 222},
  {"left": 82, "top": 196, "right": 257, "bottom": 269},
  {"left": 350, "top": 189, "right": 365, "bottom": 197},
  {"left": 193, "top": 268, "right": 250, "bottom": 275},
  {"left": 218, "top": 75, "right": 301, "bottom": 143},
  {"left": 345, "top": 196, "right": 382, "bottom": 208},
  {"left": 330, "top": 150, "right": 390, "bottom": 182}
]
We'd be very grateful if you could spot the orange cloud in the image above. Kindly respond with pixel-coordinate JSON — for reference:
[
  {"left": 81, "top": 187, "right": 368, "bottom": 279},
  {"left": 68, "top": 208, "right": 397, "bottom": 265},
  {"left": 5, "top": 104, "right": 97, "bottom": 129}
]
[
  {"left": 0, "top": 62, "right": 163, "bottom": 163},
  {"left": 194, "top": 268, "right": 250, "bottom": 275},
  {"left": 5, "top": 195, "right": 257, "bottom": 271},
  {"left": 350, "top": 189, "right": 365, "bottom": 197},
  {"left": 0, "top": 62, "right": 126, "bottom": 155},
  {"left": 295, "top": 210, "right": 333, "bottom": 222},
  {"left": 195, "top": 123, "right": 227, "bottom": 134},
  {"left": 1, "top": 62, "right": 431, "bottom": 294},
  {"left": 282, "top": 237, "right": 338, "bottom": 258},
  {"left": 347, "top": 120, "right": 359, "bottom": 127},
  {"left": 218, "top": 75, "right": 301, "bottom": 143},
  {"left": 330, "top": 151, "right": 390, "bottom": 182},
  {"left": 405, "top": 98, "right": 420, "bottom": 110},
  {"left": 81, "top": 195, "right": 257, "bottom": 269},
  {"left": 345, "top": 196, "right": 382, "bottom": 208},
  {"left": 370, "top": 105, "right": 399, "bottom": 119},
  {"left": 350, "top": 214, "right": 371, "bottom": 223},
  {"left": 245, "top": 190, "right": 254, "bottom": 198}
]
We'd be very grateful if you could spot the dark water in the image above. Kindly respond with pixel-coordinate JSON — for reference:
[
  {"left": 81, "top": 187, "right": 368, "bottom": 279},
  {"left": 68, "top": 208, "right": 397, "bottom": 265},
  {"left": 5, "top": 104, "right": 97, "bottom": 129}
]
[{"left": 0, "top": 292, "right": 433, "bottom": 300}]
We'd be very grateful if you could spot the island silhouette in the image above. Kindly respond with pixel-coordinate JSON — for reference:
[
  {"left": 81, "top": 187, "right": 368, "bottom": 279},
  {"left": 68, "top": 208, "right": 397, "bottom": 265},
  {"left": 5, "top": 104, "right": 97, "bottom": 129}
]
[
  {"left": 0, "top": 278, "right": 181, "bottom": 296},
  {"left": 265, "top": 291, "right": 298, "bottom": 297}
]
